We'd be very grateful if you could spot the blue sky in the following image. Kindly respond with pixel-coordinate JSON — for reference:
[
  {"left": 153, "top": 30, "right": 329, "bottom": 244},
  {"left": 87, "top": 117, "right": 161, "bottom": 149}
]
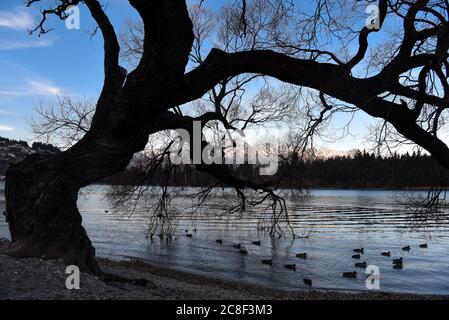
[
  {"left": 0, "top": 0, "right": 376, "bottom": 151},
  {"left": 0, "top": 0, "right": 139, "bottom": 141}
]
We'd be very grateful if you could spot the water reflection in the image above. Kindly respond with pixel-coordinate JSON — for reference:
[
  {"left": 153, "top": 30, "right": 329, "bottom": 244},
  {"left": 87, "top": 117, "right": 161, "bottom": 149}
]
[{"left": 0, "top": 183, "right": 448, "bottom": 295}]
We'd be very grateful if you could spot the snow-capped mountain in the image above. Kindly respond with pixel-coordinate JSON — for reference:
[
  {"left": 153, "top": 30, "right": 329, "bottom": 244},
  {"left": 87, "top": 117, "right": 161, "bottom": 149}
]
[{"left": 314, "top": 148, "right": 359, "bottom": 159}]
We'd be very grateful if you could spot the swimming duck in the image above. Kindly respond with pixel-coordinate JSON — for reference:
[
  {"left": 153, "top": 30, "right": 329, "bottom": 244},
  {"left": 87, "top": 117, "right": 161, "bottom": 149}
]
[
  {"left": 392, "top": 257, "right": 403, "bottom": 264},
  {"left": 355, "top": 262, "right": 367, "bottom": 268},
  {"left": 419, "top": 243, "right": 428, "bottom": 248},
  {"left": 393, "top": 263, "right": 403, "bottom": 269},
  {"left": 381, "top": 251, "right": 391, "bottom": 257},
  {"left": 186, "top": 234, "right": 193, "bottom": 238},
  {"left": 342, "top": 271, "right": 357, "bottom": 278},
  {"left": 402, "top": 245, "right": 411, "bottom": 251},
  {"left": 353, "top": 248, "right": 364, "bottom": 254},
  {"left": 352, "top": 254, "right": 361, "bottom": 259},
  {"left": 284, "top": 264, "right": 296, "bottom": 270},
  {"left": 296, "top": 253, "right": 307, "bottom": 259},
  {"left": 105, "top": 210, "right": 109, "bottom": 213},
  {"left": 216, "top": 239, "right": 223, "bottom": 244},
  {"left": 252, "top": 241, "right": 261, "bottom": 246},
  {"left": 262, "top": 259, "right": 273, "bottom": 265},
  {"left": 303, "top": 278, "right": 312, "bottom": 287},
  {"left": 239, "top": 248, "right": 248, "bottom": 255}
]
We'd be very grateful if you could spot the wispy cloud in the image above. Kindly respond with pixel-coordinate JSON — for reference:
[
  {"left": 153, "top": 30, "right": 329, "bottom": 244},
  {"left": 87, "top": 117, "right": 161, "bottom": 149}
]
[
  {"left": 26, "top": 79, "right": 62, "bottom": 96},
  {"left": 0, "top": 125, "right": 14, "bottom": 132},
  {"left": 0, "top": 9, "right": 34, "bottom": 31},
  {"left": 0, "top": 79, "right": 63, "bottom": 97},
  {"left": 0, "top": 109, "right": 20, "bottom": 117},
  {"left": 0, "top": 39, "right": 55, "bottom": 51}
]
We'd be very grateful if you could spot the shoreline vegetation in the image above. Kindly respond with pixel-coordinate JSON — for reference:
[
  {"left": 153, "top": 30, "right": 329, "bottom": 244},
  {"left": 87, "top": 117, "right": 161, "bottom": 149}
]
[
  {"left": 102, "top": 150, "right": 449, "bottom": 190},
  {"left": 2, "top": 134, "right": 449, "bottom": 190},
  {"left": 0, "top": 178, "right": 440, "bottom": 191},
  {"left": 0, "top": 240, "right": 447, "bottom": 300}
]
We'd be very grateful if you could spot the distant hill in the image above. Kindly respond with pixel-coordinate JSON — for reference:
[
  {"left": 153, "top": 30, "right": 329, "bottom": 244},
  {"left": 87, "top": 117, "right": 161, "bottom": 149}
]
[{"left": 0, "top": 137, "right": 61, "bottom": 177}]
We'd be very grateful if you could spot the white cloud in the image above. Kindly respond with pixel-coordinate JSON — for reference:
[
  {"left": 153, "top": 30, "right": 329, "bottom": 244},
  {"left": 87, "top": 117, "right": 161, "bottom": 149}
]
[
  {"left": 0, "top": 125, "right": 14, "bottom": 132},
  {"left": 0, "top": 109, "right": 19, "bottom": 116},
  {"left": 0, "top": 39, "right": 55, "bottom": 51},
  {"left": 0, "top": 79, "right": 63, "bottom": 97},
  {"left": 0, "top": 9, "right": 34, "bottom": 31},
  {"left": 26, "top": 79, "right": 62, "bottom": 96}
]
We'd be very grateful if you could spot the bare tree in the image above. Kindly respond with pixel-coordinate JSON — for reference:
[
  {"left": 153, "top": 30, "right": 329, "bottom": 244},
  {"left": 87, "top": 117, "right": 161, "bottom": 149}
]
[
  {"left": 110, "top": 0, "right": 305, "bottom": 239},
  {"left": 4, "top": 0, "right": 449, "bottom": 275},
  {"left": 30, "top": 96, "right": 95, "bottom": 149}
]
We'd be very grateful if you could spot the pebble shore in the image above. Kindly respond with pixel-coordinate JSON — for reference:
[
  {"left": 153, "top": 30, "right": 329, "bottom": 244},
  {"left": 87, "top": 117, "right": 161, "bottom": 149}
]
[{"left": 0, "top": 239, "right": 447, "bottom": 300}]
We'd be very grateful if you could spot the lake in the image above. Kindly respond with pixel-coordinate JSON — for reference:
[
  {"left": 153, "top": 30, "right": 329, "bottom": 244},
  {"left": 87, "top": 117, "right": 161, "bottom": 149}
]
[{"left": 1, "top": 181, "right": 449, "bottom": 295}]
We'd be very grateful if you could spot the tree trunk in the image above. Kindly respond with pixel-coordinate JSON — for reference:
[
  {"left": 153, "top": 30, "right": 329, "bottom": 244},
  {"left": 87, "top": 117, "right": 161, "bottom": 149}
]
[
  {"left": 2, "top": 0, "right": 195, "bottom": 275},
  {"left": 4, "top": 153, "right": 101, "bottom": 274},
  {"left": 3, "top": 114, "right": 177, "bottom": 274}
]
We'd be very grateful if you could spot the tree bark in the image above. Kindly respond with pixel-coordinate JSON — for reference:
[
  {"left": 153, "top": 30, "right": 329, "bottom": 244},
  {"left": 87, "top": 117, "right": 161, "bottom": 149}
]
[
  {"left": 3, "top": 110, "right": 195, "bottom": 274},
  {"left": 5, "top": 154, "right": 101, "bottom": 274}
]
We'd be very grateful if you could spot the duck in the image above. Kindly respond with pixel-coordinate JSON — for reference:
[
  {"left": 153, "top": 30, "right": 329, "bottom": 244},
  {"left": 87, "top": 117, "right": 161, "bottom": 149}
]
[
  {"left": 419, "top": 243, "right": 428, "bottom": 248},
  {"left": 381, "top": 251, "right": 391, "bottom": 257},
  {"left": 352, "top": 254, "right": 361, "bottom": 259},
  {"left": 252, "top": 241, "right": 261, "bottom": 246},
  {"left": 392, "top": 257, "right": 403, "bottom": 264},
  {"left": 353, "top": 248, "right": 364, "bottom": 254},
  {"left": 393, "top": 263, "right": 403, "bottom": 269},
  {"left": 232, "top": 244, "right": 241, "bottom": 249},
  {"left": 105, "top": 210, "right": 109, "bottom": 213},
  {"left": 303, "top": 278, "right": 312, "bottom": 287},
  {"left": 186, "top": 234, "right": 193, "bottom": 238},
  {"left": 239, "top": 245, "right": 248, "bottom": 255},
  {"left": 342, "top": 271, "right": 357, "bottom": 278},
  {"left": 216, "top": 239, "right": 223, "bottom": 244},
  {"left": 296, "top": 253, "right": 307, "bottom": 259},
  {"left": 262, "top": 259, "right": 273, "bottom": 266},
  {"left": 284, "top": 264, "right": 296, "bottom": 270},
  {"left": 355, "top": 262, "right": 367, "bottom": 268},
  {"left": 402, "top": 245, "right": 411, "bottom": 251},
  {"left": 193, "top": 228, "right": 197, "bottom": 233}
]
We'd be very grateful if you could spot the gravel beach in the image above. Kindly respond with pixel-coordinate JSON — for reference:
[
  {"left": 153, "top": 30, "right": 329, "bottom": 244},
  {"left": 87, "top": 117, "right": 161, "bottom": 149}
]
[{"left": 0, "top": 239, "right": 447, "bottom": 300}]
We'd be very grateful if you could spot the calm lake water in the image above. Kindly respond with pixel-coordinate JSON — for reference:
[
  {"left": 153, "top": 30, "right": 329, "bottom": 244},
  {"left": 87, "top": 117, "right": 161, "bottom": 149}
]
[{"left": 1, "top": 181, "right": 449, "bottom": 295}]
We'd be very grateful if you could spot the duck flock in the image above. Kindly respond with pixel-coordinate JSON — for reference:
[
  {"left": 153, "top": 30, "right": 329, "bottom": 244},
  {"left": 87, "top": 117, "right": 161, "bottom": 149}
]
[
  {"left": 343, "top": 244, "right": 428, "bottom": 276},
  {"left": 176, "top": 229, "right": 429, "bottom": 289}
]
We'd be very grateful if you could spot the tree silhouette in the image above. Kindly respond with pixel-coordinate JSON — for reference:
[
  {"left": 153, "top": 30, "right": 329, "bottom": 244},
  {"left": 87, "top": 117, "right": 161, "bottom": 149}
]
[{"left": 4, "top": 0, "right": 449, "bottom": 274}]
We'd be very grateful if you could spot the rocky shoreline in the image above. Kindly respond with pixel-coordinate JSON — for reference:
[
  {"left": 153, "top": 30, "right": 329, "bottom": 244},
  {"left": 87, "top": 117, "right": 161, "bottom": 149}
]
[{"left": 0, "top": 239, "right": 447, "bottom": 300}]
